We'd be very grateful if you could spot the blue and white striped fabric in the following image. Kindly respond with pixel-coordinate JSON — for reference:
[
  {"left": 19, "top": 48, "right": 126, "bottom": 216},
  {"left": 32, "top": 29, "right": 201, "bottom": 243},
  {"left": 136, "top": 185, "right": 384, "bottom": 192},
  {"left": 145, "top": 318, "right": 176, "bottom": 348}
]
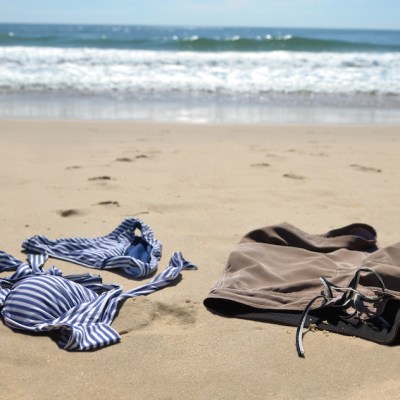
[
  {"left": 22, "top": 218, "right": 162, "bottom": 278},
  {"left": 0, "top": 250, "right": 196, "bottom": 351}
]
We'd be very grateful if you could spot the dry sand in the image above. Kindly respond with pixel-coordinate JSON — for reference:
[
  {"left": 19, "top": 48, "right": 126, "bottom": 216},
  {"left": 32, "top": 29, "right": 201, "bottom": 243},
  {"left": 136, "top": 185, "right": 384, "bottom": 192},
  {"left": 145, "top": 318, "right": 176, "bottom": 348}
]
[{"left": 1, "top": 119, "right": 400, "bottom": 399}]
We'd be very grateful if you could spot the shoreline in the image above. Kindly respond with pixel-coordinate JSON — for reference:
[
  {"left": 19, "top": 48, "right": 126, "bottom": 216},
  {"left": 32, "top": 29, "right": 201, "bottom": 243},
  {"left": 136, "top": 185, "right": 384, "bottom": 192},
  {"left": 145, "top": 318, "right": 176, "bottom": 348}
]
[
  {"left": 2, "top": 117, "right": 400, "bottom": 128},
  {"left": 1, "top": 92, "right": 400, "bottom": 124}
]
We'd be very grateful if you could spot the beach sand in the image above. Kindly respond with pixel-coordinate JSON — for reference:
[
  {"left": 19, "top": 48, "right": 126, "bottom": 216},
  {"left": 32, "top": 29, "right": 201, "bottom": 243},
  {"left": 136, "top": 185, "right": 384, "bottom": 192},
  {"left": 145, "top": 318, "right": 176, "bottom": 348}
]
[{"left": 1, "top": 119, "right": 400, "bottom": 399}]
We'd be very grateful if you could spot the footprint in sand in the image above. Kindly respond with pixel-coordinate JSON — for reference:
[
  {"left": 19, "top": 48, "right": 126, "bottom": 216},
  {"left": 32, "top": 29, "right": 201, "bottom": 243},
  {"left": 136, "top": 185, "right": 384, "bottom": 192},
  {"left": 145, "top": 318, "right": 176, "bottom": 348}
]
[
  {"left": 93, "top": 201, "right": 120, "bottom": 207},
  {"left": 310, "top": 152, "right": 328, "bottom": 157},
  {"left": 115, "top": 157, "right": 133, "bottom": 162},
  {"left": 88, "top": 176, "right": 113, "bottom": 181},
  {"left": 115, "top": 154, "right": 149, "bottom": 162},
  {"left": 113, "top": 297, "right": 197, "bottom": 335},
  {"left": 57, "top": 209, "right": 84, "bottom": 218},
  {"left": 350, "top": 164, "right": 382, "bottom": 173},
  {"left": 250, "top": 162, "right": 270, "bottom": 168},
  {"left": 283, "top": 173, "right": 306, "bottom": 180},
  {"left": 66, "top": 165, "right": 82, "bottom": 170}
]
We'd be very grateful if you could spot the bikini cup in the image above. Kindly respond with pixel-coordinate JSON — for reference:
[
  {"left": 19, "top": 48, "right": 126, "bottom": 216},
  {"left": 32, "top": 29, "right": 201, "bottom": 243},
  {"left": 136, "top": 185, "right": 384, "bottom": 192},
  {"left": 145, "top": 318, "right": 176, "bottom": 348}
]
[
  {"left": 2, "top": 275, "right": 99, "bottom": 327},
  {"left": 1, "top": 272, "right": 125, "bottom": 350}
]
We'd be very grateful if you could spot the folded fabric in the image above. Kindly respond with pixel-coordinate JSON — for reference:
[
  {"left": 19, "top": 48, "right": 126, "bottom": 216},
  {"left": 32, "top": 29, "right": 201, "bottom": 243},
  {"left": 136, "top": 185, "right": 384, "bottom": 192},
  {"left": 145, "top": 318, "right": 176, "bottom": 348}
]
[
  {"left": 204, "top": 223, "right": 400, "bottom": 356},
  {"left": 0, "top": 249, "right": 196, "bottom": 351},
  {"left": 22, "top": 218, "right": 162, "bottom": 278}
]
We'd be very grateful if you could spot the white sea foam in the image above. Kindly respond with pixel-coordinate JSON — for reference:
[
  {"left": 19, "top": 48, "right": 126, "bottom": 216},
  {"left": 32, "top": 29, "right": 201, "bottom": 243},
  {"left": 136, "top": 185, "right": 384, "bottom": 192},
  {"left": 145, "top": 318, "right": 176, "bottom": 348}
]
[{"left": 0, "top": 46, "right": 399, "bottom": 97}]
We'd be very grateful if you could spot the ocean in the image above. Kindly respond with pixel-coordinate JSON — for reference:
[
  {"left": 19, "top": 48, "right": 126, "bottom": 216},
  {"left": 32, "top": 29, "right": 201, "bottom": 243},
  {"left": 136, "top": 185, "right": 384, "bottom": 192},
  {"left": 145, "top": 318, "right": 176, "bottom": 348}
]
[{"left": 1, "top": 23, "right": 400, "bottom": 123}]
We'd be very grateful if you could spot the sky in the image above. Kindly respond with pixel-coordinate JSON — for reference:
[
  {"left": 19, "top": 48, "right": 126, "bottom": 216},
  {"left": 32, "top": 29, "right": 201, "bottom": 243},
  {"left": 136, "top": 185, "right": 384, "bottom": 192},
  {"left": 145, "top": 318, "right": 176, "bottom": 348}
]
[{"left": 0, "top": 0, "right": 399, "bottom": 30}]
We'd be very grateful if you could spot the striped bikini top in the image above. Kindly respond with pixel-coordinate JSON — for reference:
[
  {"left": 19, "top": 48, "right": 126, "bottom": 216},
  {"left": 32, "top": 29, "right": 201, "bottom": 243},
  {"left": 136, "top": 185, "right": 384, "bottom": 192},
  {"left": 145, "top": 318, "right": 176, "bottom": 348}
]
[{"left": 0, "top": 218, "right": 196, "bottom": 351}]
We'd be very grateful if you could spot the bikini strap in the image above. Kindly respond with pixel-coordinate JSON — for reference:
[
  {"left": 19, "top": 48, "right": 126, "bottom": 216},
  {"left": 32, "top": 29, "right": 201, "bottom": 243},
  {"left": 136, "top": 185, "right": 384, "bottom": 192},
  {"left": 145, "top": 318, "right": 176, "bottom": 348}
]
[{"left": 296, "top": 267, "right": 392, "bottom": 357}]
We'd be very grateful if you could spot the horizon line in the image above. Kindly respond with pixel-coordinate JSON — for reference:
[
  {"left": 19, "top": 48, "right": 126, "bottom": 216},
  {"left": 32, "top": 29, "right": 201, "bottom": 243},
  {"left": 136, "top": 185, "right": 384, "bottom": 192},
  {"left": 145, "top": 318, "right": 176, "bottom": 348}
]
[{"left": 0, "top": 21, "right": 399, "bottom": 32}]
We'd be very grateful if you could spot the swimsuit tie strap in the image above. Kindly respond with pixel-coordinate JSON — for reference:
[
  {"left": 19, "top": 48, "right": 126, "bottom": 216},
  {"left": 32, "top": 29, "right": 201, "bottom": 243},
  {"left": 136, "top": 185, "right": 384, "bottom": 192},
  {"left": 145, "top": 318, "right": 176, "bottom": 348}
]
[{"left": 296, "top": 267, "right": 390, "bottom": 357}]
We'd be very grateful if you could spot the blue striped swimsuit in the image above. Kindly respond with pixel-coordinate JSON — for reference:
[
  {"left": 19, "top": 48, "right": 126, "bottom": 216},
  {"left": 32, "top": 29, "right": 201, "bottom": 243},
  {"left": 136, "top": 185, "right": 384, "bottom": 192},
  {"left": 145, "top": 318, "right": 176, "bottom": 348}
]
[
  {"left": 22, "top": 218, "right": 162, "bottom": 278},
  {"left": 0, "top": 219, "right": 196, "bottom": 351}
]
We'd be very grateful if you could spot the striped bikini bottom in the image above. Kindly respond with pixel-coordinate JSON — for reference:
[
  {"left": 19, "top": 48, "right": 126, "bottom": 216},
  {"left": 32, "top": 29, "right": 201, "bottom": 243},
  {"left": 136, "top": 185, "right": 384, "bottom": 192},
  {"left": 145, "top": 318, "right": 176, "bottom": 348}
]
[{"left": 0, "top": 218, "right": 196, "bottom": 351}]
